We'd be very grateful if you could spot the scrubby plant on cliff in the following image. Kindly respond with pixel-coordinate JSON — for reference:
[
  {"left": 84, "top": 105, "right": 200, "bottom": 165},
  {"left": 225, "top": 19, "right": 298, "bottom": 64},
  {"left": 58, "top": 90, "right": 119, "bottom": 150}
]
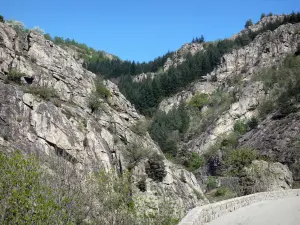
[
  {"left": 26, "top": 86, "right": 58, "bottom": 101},
  {"left": 224, "top": 148, "right": 258, "bottom": 176},
  {"left": 6, "top": 70, "right": 25, "bottom": 84},
  {"left": 0, "top": 15, "right": 4, "bottom": 23},
  {"left": 88, "top": 78, "right": 112, "bottom": 113},
  {"left": 131, "top": 119, "right": 149, "bottom": 136},
  {"left": 5, "top": 20, "right": 27, "bottom": 36},
  {"left": 245, "top": 19, "right": 253, "bottom": 28},
  {"left": 188, "top": 93, "right": 210, "bottom": 110},
  {"left": 145, "top": 153, "right": 166, "bottom": 182}
]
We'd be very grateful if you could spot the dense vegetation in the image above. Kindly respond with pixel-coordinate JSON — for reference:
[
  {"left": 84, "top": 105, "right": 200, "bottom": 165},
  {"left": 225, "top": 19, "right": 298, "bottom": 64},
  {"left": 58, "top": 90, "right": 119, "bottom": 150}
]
[
  {"left": 118, "top": 12, "right": 300, "bottom": 115},
  {"left": 0, "top": 151, "right": 179, "bottom": 225},
  {"left": 85, "top": 51, "right": 173, "bottom": 78}
]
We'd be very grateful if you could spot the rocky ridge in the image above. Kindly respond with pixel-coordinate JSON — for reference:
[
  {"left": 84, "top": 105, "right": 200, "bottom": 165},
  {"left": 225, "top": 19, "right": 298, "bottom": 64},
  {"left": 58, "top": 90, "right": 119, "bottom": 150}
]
[
  {"left": 0, "top": 22, "right": 206, "bottom": 211},
  {"left": 159, "top": 22, "right": 300, "bottom": 155}
]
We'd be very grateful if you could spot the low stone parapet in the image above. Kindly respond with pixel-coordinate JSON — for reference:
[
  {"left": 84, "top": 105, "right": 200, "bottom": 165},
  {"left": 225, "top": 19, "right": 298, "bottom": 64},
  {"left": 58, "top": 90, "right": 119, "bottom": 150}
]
[{"left": 179, "top": 189, "right": 300, "bottom": 225}]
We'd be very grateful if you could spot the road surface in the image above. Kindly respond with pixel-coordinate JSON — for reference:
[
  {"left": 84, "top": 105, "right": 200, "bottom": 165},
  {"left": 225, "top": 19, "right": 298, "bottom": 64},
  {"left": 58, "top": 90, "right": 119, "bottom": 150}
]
[{"left": 206, "top": 196, "right": 300, "bottom": 225}]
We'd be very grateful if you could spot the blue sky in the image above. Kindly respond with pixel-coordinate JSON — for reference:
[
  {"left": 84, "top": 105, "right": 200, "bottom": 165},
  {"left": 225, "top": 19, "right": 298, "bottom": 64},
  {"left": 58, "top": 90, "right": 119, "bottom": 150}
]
[{"left": 1, "top": 0, "right": 299, "bottom": 62}]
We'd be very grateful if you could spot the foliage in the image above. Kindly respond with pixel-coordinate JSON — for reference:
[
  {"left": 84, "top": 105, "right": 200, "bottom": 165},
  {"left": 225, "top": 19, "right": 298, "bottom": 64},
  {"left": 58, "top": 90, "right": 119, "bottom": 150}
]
[
  {"left": 206, "top": 176, "right": 218, "bottom": 190},
  {"left": 186, "top": 152, "right": 204, "bottom": 171},
  {"left": 88, "top": 78, "right": 111, "bottom": 113},
  {"left": 0, "top": 151, "right": 178, "bottom": 225},
  {"left": 192, "top": 35, "right": 205, "bottom": 44},
  {"left": 224, "top": 148, "right": 258, "bottom": 176},
  {"left": 215, "top": 186, "right": 233, "bottom": 197},
  {"left": 5, "top": 20, "right": 27, "bottom": 36},
  {"left": 26, "top": 86, "right": 58, "bottom": 101},
  {"left": 88, "top": 91, "right": 103, "bottom": 113},
  {"left": 131, "top": 119, "right": 149, "bottom": 136},
  {"left": 85, "top": 50, "right": 173, "bottom": 78},
  {"left": 255, "top": 55, "right": 300, "bottom": 118},
  {"left": 260, "top": 13, "right": 266, "bottom": 19},
  {"left": 258, "top": 99, "right": 274, "bottom": 119},
  {"left": 149, "top": 103, "right": 189, "bottom": 156},
  {"left": 0, "top": 151, "right": 75, "bottom": 224},
  {"left": 6, "top": 70, "right": 25, "bottom": 84},
  {"left": 124, "top": 140, "right": 152, "bottom": 171},
  {"left": 246, "top": 117, "right": 258, "bottom": 130},
  {"left": 145, "top": 153, "right": 166, "bottom": 182},
  {"left": 95, "top": 78, "right": 112, "bottom": 98},
  {"left": 245, "top": 19, "right": 253, "bottom": 28},
  {"left": 116, "top": 12, "right": 300, "bottom": 115},
  {"left": 31, "top": 26, "right": 45, "bottom": 35},
  {"left": 0, "top": 15, "right": 4, "bottom": 23},
  {"left": 188, "top": 93, "right": 210, "bottom": 110},
  {"left": 233, "top": 119, "right": 248, "bottom": 135}
]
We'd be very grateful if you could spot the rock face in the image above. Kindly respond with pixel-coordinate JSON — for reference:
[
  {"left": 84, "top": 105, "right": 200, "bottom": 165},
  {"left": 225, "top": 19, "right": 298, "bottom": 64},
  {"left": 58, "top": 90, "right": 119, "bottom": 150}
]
[
  {"left": 240, "top": 113, "right": 300, "bottom": 181},
  {"left": 243, "top": 160, "right": 293, "bottom": 192},
  {"left": 163, "top": 42, "right": 204, "bottom": 71},
  {"left": 0, "top": 22, "right": 206, "bottom": 211},
  {"left": 159, "top": 22, "right": 300, "bottom": 154}
]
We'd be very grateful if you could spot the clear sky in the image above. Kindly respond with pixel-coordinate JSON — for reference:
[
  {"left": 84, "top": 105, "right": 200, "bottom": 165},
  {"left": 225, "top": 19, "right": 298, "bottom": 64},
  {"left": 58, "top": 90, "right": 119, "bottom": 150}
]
[{"left": 1, "top": 0, "right": 299, "bottom": 62}]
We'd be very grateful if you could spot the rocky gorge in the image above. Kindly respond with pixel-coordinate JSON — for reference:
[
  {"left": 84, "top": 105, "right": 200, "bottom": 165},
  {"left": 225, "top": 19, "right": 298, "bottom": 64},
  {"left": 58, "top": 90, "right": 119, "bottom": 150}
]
[{"left": 1, "top": 12, "right": 300, "bottom": 224}]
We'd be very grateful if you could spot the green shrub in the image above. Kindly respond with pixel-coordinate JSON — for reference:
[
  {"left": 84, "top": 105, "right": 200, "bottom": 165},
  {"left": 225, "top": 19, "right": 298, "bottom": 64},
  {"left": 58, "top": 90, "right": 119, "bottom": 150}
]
[
  {"left": 6, "top": 70, "right": 25, "bottom": 84},
  {"left": 5, "top": 20, "right": 27, "bottom": 36},
  {"left": 26, "top": 86, "right": 58, "bottom": 101},
  {"left": 224, "top": 148, "right": 258, "bottom": 176},
  {"left": 206, "top": 176, "right": 218, "bottom": 190},
  {"left": 215, "top": 186, "right": 233, "bottom": 197},
  {"left": 145, "top": 154, "right": 166, "bottom": 182},
  {"left": 0, "top": 152, "right": 71, "bottom": 224},
  {"left": 88, "top": 92, "right": 103, "bottom": 113},
  {"left": 233, "top": 119, "right": 247, "bottom": 135},
  {"left": 131, "top": 119, "right": 149, "bottom": 136},
  {"left": 95, "top": 78, "right": 112, "bottom": 99},
  {"left": 187, "top": 152, "right": 204, "bottom": 171},
  {"left": 258, "top": 99, "right": 274, "bottom": 119},
  {"left": 188, "top": 93, "right": 210, "bottom": 110},
  {"left": 246, "top": 117, "right": 258, "bottom": 130},
  {"left": 0, "top": 15, "right": 4, "bottom": 23}
]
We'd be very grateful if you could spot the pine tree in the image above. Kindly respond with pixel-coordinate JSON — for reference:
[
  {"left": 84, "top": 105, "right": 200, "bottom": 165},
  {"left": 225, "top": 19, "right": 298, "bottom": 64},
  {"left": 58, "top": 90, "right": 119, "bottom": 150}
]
[{"left": 245, "top": 19, "right": 253, "bottom": 29}]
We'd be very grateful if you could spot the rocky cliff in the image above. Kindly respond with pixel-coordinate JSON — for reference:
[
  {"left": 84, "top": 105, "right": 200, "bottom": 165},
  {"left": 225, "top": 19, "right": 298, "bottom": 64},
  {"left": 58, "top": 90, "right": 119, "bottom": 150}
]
[
  {"left": 0, "top": 22, "right": 207, "bottom": 212},
  {"left": 159, "top": 22, "right": 300, "bottom": 155}
]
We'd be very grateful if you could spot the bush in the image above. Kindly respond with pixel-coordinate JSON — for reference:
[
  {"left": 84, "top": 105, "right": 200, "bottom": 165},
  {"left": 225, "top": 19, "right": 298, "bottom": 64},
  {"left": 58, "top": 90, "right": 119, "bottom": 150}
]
[
  {"left": 258, "top": 99, "right": 274, "bottom": 119},
  {"left": 0, "top": 15, "right": 4, "bottom": 23},
  {"left": 245, "top": 19, "right": 253, "bottom": 28},
  {"left": 5, "top": 20, "right": 27, "bottom": 36},
  {"left": 26, "top": 86, "right": 58, "bottom": 101},
  {"left": 188, "top": 93, "right": 210, "bottom": 110},
  {"left": 131, "top": 119, "right": 149, "bottom": 136},
  {"left": 246, "top": 117, "right": 258, "bottom": 130},
  {"left": 186, "top": 152, "right": 204, "bottom": 171},
  {"left": 233, "top": 119, "right": 247, "bottom": 135},
  {"left": 95, "top": 78, "right": 112, "bottom": 99},
  {"left": 224, "top": 148, "right": 258, "bottom": 176},
  {"left": 88, "top": 92, "right": 103, "bottom": 113},
  {"left": 0, "top": 152, "right": 72, "bottom": 224},
  {"left": 145, "top": 154, "right": 166, "bottom": 182},
  {"left": 215, "top": 186, "right": 233, "bottom": 197},
  {"left": 6, "top": 70, "right": 25, "bottom": 84},
  {"left": 206, "top": 176, "right": 218, "bottom": 190}
]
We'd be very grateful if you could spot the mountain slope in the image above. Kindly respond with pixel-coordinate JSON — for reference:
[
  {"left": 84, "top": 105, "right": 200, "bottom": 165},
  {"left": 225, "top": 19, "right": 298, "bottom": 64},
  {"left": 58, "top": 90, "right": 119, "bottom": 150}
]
[{"left": 0, "top": 21, "right": 206, "bottom": 220}]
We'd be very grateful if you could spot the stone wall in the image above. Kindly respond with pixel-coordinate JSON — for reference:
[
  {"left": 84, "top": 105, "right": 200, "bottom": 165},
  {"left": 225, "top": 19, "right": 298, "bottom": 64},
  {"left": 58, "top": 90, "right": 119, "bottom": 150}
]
[{"left": 179, "top": 189, "right": 300, "bottom": 225}]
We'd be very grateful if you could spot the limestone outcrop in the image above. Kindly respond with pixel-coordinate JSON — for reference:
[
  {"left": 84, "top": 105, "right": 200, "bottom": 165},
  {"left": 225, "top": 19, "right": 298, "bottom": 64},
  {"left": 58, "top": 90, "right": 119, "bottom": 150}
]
[
  {"left": 243, "top": 160, "right": 293, "bottom": 192},
  {"left": 0, "top": 22, "right": 206, "bottom": 211},
  {"left": 159, "top": 22, "right": 300, "bottom": 154}
]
